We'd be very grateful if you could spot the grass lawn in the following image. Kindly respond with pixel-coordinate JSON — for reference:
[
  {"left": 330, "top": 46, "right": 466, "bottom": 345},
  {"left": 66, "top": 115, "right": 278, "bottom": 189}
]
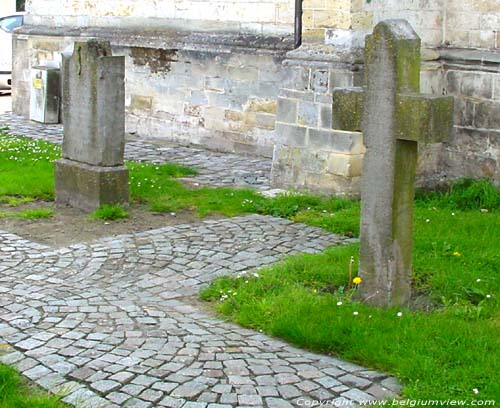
[
  {"left": 1, "top": 132, "right": 500, "bottom": 402},
  {"left": 0, "top": 363, "right": 67, "bottom": 408},
  {"left": 0, "top": 132, "right": 358, "bottom": 220}
]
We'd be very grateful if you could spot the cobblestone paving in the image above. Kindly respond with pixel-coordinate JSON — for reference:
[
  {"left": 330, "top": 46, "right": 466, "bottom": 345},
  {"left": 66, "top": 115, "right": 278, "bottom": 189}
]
[
  {"left": 0, "top": 215, "right": 400, "bottom": 407},
  {"left": 0, "top": 113, "right": 272, "bottom": 190},
  {"left": 0, "top": 113, "right": 400, "bottom": 406}
]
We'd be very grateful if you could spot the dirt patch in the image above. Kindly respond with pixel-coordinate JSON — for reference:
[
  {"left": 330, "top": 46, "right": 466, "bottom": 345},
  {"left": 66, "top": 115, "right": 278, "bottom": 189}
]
[{"left": 0, "top": 201, "right": 223, "bottom": 248}]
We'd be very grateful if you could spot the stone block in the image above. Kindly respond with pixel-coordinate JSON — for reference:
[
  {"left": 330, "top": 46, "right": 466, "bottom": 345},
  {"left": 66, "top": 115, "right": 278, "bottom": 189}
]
[
  {"left": 207, "top": 91, "right": 246, "bottom": 110},
  {"left": 420, "top": 64, "right": 445, "bottom": 94},
  {"left": 279, "top": 89, "right": 315, "bottom": 102},
  {"left": 303, "top": 0, "right": 324, "bottom": 8},
  {"left": 308, "top": 129, "right": 365, "bottom": 153},
  {"left": 447, "top": 70, "right": 493, "bottom": 99},
  {"left": 189, "top": 90, "right": 208, "bottom": 105},
  {"left": 329, "top": 70, "right": 354, "bottom": 91},
  {"left": 227, "top": 66, "right": 259, "bottom": 82},
  {"left": 130, "top": 95, "right": 153, "bottom": 111},
  {"left": 277, "top": 98, "right": 297, "bottom": 124},
  {"left": 255, "top": 113, "right": 276, "bottom": 130},
  {"left": 297, "top": 101, "right": 318, "bottom": 127},
  {"left": 275, "top": 123, "right": 307, "bottom": 147},
  {"left": 314, "top": 10, "right": 350, "bottom": 29},
  {"left": 314, "top": 93, "right": 332, "bottom": 104},
  {"left": 55, "top": 159, "right": 129, "bottom": 212},
  {"left": 446, "top": 11, "right": 480, "bottom": 31},
  {"left": 282, "top": 67, "right": 310, "bottom": 92},
  {"left": 205, "top": 77, "right": 225, "bottom": 92},
  {"left": 310, "top": 69, "right": 329, "bottom": 93},
  {"left": 320, "top": 104, "right": 333, "bottom": 129},
  {"left": 494, "top": 77, "right": 500, "bottom": 101},
  {"left": 453, "top": 97, "right": 474, "bottom": 127},
  {"left": 332, "top": 87, "right": 364, "bottom": 131},
  {"left": 445, "top": 30, "right": 469, "bottom": 48},
  {"left": 469, "top": 30, "right": 495, "bottom": 49},
  {"left": 327, "top": 153, "right": 363, "bottom": 177},
  {"left": 474, "top": 100, "right": 500, "bottom": 129},
  {"left": 246, "top": 99, "right": 277, "bottom": 114},
  {"left": 257, "top": 81, "right": 280, "bottom": 98}
]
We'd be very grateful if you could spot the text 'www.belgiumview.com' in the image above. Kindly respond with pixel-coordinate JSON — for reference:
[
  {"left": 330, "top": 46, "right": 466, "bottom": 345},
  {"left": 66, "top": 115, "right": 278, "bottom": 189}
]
[{"left": 296, "top": 398, "right": 497, "bottom": 407}]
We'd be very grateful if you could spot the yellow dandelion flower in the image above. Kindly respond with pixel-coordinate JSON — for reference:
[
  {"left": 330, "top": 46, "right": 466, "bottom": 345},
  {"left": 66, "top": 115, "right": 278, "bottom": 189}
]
[
  {"left": 353, "top": 277, "right": 362, "bottom": 285},
  {"left": 453, "top": 252, "right": 462, "bottom": 257}
]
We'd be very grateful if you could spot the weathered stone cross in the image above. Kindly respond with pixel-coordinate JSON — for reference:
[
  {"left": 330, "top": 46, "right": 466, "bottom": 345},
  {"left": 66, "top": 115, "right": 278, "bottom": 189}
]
[{"left": 332, "top": 20, "right": 454, "bottom": 307}]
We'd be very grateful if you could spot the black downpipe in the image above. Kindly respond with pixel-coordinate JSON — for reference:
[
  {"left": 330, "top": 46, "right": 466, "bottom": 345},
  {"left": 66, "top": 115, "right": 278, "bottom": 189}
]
[{"left": 294, "top": 0, "right": 302, "bottom": 48}]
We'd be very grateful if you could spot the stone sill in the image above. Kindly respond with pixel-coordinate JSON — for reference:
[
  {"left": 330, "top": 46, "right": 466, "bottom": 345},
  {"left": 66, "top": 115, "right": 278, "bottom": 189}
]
[
  {"left": 437, "top": 48, "right": 500, "bottom": 70},
  {"left": 283, "top": 44, "right": 363, "bottom": 69},
  {"left": 283, "top": 45, "right": 499, "bottom": 72},
  {"left": 15, "top": 25, "right": 295, "bottom": 54}
]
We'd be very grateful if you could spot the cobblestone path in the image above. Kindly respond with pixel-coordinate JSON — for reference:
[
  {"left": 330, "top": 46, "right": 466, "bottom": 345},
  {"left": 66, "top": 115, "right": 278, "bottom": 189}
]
[
  {"left": 0, "top": 215, "right": 400, "bottom": 408},
  {"left": 0, "top": 113, "right": 272, "bottom": 190}
]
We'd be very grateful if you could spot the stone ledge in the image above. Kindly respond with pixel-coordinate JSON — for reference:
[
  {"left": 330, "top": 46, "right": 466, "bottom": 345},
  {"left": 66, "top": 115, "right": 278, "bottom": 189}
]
[
  {"left": 15, "top": 24, "right": 294, "bottom": 54},
  {"left": 438, "top": 48, "right": 500, "bottom": 66},
  {"left": 438, "top": 48, "right": 500, "bottom": 73},
  {"left": 283, "top": 44, "right": 363, "bottom": 68}
]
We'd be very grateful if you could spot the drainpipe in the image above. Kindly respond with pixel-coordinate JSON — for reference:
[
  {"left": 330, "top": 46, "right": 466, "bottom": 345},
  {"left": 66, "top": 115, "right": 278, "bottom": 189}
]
[{"left": 294, "top": 0, "right": 302, "bottom": 48}]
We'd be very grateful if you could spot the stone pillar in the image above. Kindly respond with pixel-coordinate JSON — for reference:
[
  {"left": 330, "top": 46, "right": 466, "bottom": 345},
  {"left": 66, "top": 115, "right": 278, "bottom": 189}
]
[
  {"left": 55, "top": 40, "right": 129, "bottom": 212},
  {"left": 270, "top": 49, "right": 365, "bottom": 196}
]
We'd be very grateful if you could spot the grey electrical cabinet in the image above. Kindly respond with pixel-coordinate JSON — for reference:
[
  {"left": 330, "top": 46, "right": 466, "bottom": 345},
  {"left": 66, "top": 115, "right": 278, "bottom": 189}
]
[{"left": 30, "top": 66, "right": 60, "bottom": 124}]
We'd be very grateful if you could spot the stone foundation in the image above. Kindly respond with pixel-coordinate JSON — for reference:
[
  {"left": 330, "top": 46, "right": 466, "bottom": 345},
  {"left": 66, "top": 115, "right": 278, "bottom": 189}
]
[
  {"left": 55, "top": 159, "right": 129, "bottom": 211},
  {"left": 13, "top": 26, "right": 291, "bottom": 158}
]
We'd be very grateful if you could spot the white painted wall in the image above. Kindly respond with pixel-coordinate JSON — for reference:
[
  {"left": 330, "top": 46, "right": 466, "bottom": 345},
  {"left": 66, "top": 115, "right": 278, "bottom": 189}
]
[{"left": 0, "top": 0, "right": 16, "bottom": 15}]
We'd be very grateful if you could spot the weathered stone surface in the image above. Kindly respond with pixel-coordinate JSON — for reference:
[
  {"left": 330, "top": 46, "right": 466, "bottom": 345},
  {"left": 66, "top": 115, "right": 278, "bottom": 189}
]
[
  {"left": 332, "top": 20, "right": 454, "bottom": 306},
  {"left": 55, "top": 40, "right": 129, "bottom": 212},
  {"left": 54, "top": 159, "right": 129, "bottom": 212},
  {"left": 332, "top": 87, "right": 364, "bottom": 132},
  {"left": 62, "top": 40, "right": 125, "bottom": 167}
]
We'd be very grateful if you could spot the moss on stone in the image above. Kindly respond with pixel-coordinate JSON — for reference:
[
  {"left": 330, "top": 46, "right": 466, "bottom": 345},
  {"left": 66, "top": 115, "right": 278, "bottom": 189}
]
[
  {"left": 332, "top": 88, "right": 365, "bottom": 131},
  {"left": 396, "top": 94, "right": 454, "bottom": 144}
]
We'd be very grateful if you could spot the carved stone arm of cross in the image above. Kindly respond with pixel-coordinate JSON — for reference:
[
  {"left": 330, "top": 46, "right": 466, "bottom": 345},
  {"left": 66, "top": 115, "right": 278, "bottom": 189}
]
[{"left": 332, "top": 87, "right": 454, "bottom": 144}]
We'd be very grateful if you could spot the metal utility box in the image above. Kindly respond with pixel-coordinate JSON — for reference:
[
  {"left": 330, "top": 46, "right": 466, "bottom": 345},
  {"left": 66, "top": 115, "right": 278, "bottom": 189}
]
[{"left": 30, "top": 66, "right": 60, "bottom": 124}]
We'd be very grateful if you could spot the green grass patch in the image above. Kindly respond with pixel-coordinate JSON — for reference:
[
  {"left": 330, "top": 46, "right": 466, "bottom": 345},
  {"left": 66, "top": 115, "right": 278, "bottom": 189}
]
[
  {"left": 417, "top": 178, "right": 500, "bottom": 211},
  {"left": 0, "top": 208, "right": 54, "bottom": 220},
  {"left": 201, "top": 200, "right": 500, "bottom": 400},
  {"left": 0, "top": 134, "right": 359, "bottom": 220},
  {"left": 0, "top": 134, "right": 61, "bottom": 200},
  {"left": 91, "top": 204, "right": 130, "bottom": 221},
  {"left": 17, "top": 208, "right": 54, "bottom": 220},
  {"left": 0, "top": 363, "right": 67, "bottom": 408},
  {"left": 0, "top": 196, "right": 35, "bottom": 207}
]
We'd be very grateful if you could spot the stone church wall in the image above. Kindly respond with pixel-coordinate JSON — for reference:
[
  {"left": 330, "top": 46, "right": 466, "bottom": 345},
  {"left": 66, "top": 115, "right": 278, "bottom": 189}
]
[{"left": 11, "top": 0, "right": 500, "bottom": 194}]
